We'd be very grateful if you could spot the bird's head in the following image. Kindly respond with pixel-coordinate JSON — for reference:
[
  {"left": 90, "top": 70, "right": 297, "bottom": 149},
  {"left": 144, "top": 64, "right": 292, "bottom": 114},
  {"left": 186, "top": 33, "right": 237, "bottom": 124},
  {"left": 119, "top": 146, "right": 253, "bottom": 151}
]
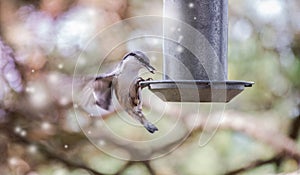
[{"left": 123, "top": 51, "right": 156, "bottom": 74}]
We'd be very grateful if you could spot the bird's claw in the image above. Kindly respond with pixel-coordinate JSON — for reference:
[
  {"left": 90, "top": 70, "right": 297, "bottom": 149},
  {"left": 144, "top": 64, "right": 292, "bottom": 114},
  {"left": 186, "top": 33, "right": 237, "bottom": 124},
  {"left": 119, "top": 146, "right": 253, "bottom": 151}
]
[
  {"left": 136, "top": 77, "right": 153, "bottom": 89},
  {"left": 136, "top": 77, "right": 145, "bottom": 83},
  {"left": 145, "top": 78, "right": 153, "bottom": 81}
]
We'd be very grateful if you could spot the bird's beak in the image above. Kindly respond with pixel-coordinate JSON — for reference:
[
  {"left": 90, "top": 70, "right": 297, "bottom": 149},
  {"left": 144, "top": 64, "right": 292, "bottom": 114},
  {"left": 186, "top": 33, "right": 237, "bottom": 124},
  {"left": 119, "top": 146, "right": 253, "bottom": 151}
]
[{"left": 145, "top": 64, "right": 156, "bottom": 74}]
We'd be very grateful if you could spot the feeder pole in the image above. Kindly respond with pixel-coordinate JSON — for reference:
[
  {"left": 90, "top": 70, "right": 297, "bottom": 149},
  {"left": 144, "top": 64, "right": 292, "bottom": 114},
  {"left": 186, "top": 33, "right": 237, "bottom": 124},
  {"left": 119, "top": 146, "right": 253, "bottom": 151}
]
[
  {"left": 140, "top": 0, "right": 253, "bottom": 102},
  {"left": 164, "top": 0, "right": 228, "bottom": 81}
]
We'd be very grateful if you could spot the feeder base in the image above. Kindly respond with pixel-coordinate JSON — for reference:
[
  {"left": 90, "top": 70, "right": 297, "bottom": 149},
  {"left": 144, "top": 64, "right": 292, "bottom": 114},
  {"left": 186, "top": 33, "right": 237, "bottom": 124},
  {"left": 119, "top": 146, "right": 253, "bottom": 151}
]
[{"left": 140, "top": 80, "right": 254, "bottom": 103}]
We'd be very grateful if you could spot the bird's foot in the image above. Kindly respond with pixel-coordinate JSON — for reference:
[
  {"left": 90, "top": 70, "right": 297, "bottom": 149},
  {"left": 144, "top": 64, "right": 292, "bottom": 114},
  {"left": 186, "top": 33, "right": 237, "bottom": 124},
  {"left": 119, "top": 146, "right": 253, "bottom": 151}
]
[
  {"left": 136, "top": 77, "right": 145, "bottom": 82},
  {"left": 137, "top": 77, "right": 153, "bottom": 89}
]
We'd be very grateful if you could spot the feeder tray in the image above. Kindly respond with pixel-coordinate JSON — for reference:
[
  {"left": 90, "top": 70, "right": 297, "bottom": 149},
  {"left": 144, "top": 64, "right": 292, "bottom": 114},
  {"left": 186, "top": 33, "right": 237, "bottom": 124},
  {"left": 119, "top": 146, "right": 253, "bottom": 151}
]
[{"left": 140, "top": 80, "right": 253, "bottom": 102}]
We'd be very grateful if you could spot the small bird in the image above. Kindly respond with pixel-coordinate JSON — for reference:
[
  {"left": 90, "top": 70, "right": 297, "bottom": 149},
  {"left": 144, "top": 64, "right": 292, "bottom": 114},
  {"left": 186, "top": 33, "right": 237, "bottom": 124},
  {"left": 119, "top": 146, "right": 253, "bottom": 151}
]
[{"left": 89, "top": 51, "right": 158, "bottom": 133}]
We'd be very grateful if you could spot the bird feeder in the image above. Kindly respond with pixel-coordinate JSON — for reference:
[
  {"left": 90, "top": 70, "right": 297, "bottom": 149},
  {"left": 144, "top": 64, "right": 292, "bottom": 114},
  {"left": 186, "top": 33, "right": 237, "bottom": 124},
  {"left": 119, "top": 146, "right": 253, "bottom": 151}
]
[{"left": 140, "top": 0, "right": 253, "bottom": 102}]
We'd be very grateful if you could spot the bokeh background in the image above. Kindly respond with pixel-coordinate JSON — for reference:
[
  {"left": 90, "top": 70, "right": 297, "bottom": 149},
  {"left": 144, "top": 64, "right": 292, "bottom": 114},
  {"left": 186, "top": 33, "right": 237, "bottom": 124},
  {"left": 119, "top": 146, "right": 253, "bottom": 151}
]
[{"left": 1, "top": 0, "right": 300, "bottom": 174}]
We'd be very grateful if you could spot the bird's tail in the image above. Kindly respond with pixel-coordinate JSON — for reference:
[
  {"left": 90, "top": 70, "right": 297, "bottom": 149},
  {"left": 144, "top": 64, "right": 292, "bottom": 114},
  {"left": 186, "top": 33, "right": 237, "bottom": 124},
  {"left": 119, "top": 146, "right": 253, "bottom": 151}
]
[{"left": 127, "top": 110, "right": 158, "bottom": 133}]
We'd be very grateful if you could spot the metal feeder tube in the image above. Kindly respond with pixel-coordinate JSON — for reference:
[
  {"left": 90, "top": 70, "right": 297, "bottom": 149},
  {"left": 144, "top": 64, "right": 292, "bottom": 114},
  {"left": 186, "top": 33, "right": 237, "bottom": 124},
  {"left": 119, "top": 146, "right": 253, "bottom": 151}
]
[{"left": 140, "top": 0, "right": 253, "bottom": 102}]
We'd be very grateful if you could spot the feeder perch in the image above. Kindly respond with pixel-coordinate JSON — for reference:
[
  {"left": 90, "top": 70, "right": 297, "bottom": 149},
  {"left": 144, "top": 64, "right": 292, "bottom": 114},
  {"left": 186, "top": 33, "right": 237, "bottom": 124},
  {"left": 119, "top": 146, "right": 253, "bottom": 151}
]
[{"left": 140, "top": 0, "right": 253, "bottom": 102}]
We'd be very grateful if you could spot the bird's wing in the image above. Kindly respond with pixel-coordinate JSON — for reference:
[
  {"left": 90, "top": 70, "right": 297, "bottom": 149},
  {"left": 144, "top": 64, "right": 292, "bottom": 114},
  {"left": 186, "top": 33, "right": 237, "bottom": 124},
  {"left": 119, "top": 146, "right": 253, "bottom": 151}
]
[
  {"left": 92, "top": 75, "right": 114, "bottom": 110},
  {"left": 79, "top": 73, "right": 115, "bottom": 111}
]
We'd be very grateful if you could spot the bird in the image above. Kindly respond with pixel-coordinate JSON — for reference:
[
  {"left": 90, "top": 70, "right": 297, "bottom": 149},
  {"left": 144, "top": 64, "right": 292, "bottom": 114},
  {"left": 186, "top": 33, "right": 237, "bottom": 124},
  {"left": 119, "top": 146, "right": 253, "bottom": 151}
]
[{"left": 86, "top": 51, "right": 158, "bottom": 133}]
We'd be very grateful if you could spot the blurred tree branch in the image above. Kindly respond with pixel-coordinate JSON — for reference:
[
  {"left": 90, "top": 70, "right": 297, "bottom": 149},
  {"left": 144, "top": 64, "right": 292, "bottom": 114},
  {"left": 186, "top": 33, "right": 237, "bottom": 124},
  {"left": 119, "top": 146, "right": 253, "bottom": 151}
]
[
  {"left": 2, "top": 111, "right": 105, "bottom": 175},
  {"left": 115, "top": 161, "right": 133, "bottom": 175},
  {"left": 145, "top": 101, "right": 300, "bottom": 174},
  {"left": 222, "top": 81, "right": 300, "bottom": 174},
  {"left": 192, "top": 111, "right": 300, "bottom": 175},
  {"left": 143, "top": 161, "right": 156, "bottom": 175},
  {"left": 224, "top": 154, "right": 283, "bottom": 175},
  {"left": 2, "top": 107, "right": 158, "bottom": 175},
  {"left": 145, "top": 101, "right": 300, "bottom": 161},
  {"left": 274, "top": 170, "right": 300, "bottom": 175},
  {"left": 190, "top": 111, "right": 300, "bottom": 160}
]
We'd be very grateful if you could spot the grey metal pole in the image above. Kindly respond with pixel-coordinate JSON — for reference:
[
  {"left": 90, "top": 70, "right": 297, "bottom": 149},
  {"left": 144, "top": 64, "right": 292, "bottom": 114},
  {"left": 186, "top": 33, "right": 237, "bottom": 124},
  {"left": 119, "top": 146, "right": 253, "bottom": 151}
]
[{"left": 163, "top": 0, "right": 228, "bottom": 81}]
